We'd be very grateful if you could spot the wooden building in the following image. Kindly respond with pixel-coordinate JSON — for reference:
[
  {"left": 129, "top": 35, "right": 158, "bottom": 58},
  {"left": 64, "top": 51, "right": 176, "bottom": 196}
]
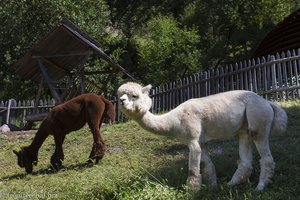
[
  {"left": 12, "top": 19, "right": 135, "bottom": 126},
  {"left": 252, "top": 9, "right": 300, "bottom": 58},
  {"left": 13, "top": 19, "right": 135, "bottom": 104}
]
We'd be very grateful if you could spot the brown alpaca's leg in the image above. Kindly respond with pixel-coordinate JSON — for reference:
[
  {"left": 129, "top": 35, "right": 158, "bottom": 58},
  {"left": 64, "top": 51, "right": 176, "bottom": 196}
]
[
  {"left": 89, "top": 142, "right": 106, "bottom": 164},
  {"left": 88, "top": 119, "right": 106, "bottom": 164},
  {"left": 51, "top": 134, "right": 65, "bottom": 170}
]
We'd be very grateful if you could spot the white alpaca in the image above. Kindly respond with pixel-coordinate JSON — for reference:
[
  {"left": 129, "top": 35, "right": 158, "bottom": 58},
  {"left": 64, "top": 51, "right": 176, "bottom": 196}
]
[{"left": 117, "top": 82, "right": 287, "bottom": 191}]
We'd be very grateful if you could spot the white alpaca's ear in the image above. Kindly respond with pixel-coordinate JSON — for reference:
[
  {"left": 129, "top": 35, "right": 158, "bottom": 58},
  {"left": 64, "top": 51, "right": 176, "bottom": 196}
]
[{"left": 142, "top": 84, "right": 152, "bottom": 95}]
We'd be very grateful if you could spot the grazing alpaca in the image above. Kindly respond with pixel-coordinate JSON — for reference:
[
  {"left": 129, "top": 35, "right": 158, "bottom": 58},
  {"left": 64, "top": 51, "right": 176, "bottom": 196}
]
[
  {"left": 117, "top": 82, "right": 287, "bottom": 191},
  {"left": 14, "top": 94, "right": 115, "bottom": 173}
]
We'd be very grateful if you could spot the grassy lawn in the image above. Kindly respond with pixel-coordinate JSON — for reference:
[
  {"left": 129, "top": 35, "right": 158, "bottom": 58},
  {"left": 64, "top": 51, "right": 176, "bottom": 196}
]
[{"left": 0, "top": 101, "right": 299, "bottom": 200}]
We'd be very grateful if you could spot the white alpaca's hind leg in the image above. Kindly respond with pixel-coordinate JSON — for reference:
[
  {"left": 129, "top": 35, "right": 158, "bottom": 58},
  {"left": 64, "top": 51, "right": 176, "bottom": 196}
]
[
  {"left": 243, "top": 98, "right": 274, "bottom": 190},
  {"left": 187, "top": 139, "right": 202, "bottom": 189},
  {"left": 201, "top": 148, "right": 217, "bottom": 186},
  {"left": 254, "top": 137, "right": 275, "bottom": 191},
  {"left": 228, "top": 132, "right": 253, "bottom": 186}
]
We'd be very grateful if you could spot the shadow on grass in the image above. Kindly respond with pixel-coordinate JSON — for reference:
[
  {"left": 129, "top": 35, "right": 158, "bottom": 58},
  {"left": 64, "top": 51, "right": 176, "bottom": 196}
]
[
  {"left": 0, "top": 161, "right": 95, "bottom": 181},
  {"left": 141, "top": 108, "right": 300, "bottom": 199},
  {"left": 140, "top": 144, "right": 187, "bottom": 188},
  {"left": 153, "top": 143, "right": 188, "bottom": 156},
  {"left": 146, "top": 142, "right": 240, "bottom": 189}
]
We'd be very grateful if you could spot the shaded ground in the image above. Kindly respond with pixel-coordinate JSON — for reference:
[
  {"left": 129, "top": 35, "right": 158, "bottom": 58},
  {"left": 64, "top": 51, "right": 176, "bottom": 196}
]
[{"left": 0, "top": 130, "right": 37, "bottom": 141}]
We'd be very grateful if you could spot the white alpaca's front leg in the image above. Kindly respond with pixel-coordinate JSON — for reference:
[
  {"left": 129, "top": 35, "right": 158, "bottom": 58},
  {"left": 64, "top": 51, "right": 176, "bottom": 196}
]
[{"left": 187, "top": 139, "right": 202, "bottom": 189}]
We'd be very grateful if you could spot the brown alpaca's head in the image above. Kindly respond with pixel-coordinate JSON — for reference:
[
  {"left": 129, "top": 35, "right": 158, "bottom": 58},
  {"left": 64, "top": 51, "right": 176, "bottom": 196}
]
[
  {"left": 13, "top": 148, "right": 38, "bottom": 173},
  {"left": 105, "top": 101, "right": 116, "bottom": 124}
]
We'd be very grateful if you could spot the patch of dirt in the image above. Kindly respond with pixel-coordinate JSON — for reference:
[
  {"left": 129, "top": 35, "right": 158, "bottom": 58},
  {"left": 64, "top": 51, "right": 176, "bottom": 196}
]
[{"left": 0, "top": 130, "right": 37, "bottom": 141}]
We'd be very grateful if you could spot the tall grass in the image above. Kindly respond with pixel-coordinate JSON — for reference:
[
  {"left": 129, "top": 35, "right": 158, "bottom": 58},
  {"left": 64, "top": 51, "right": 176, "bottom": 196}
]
[{"left": 0, "top": 101, "right": 299, "bottom": 199}]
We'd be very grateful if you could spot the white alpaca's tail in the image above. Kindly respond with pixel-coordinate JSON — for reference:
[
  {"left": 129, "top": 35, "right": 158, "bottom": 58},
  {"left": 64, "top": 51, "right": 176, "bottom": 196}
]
[{"left": 269, "top": 102, "right": 288, "bottom": 134}]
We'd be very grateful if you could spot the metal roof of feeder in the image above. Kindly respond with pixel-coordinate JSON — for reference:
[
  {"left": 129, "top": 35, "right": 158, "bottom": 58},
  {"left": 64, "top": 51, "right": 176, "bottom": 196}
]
[{"left": 13, "top": 19, "right": 134, "bottom": 82}]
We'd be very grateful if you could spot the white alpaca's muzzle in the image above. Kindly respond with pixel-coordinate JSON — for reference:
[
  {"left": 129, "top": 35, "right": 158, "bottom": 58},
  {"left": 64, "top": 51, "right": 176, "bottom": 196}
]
[{"left": 119, "top": 94, "right": 132, "bottom": 111}]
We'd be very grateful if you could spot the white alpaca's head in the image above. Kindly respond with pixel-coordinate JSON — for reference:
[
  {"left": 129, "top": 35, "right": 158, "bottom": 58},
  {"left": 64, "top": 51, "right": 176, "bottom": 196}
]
[{"left": 117, "top": 82, "right": 152, "bottom": 118}]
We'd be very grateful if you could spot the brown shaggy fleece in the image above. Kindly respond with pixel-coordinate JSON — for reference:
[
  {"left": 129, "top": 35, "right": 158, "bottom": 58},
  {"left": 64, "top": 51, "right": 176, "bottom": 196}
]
[{"left": 14, "top": 94, "right": 115, "bottom": 173}]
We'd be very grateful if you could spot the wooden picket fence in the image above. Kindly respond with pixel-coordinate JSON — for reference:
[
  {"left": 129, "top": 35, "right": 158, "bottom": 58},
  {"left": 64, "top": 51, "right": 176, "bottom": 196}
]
[
  {"left": 1, "top": 49, "right": 300, "bottom": 125},
  {"left": 0, "top": 99, "right": 55, "bottom": 128},
  {"left": 150, "top": 49, "right": 300, "bottom": 113}
]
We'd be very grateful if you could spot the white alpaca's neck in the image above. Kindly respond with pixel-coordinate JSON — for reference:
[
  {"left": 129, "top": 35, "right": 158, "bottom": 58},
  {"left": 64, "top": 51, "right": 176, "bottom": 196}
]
[{"left": 135, "top": 111, "right": 175, "bottom": 136}]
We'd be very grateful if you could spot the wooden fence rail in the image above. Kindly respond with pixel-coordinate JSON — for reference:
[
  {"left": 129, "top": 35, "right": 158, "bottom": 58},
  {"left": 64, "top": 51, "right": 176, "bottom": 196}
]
[{"left": 1, "top": 49, "right": 300, "bottom": 125}]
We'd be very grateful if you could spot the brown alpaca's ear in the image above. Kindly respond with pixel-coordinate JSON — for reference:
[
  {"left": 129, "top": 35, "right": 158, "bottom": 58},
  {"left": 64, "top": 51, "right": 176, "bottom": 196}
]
[{"left": 13, "top": 150, "right": 19, "bottom": 156}]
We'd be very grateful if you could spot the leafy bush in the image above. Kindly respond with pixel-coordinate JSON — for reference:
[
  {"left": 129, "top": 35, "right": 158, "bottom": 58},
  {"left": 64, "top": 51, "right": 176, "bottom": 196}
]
[{"left": 133, "top": 15, "right": 201, "bottom": 86}]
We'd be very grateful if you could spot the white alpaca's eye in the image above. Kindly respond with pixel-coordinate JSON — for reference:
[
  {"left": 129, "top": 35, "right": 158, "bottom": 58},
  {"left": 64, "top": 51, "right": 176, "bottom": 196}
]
[{"left": 132, "top": 95, "right": 138, "bottom": 98}]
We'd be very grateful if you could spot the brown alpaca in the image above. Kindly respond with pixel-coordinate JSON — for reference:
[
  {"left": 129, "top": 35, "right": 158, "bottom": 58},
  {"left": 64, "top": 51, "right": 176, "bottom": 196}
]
[{"left": 13, "top": 94, "right": 115, "bottom": 173}]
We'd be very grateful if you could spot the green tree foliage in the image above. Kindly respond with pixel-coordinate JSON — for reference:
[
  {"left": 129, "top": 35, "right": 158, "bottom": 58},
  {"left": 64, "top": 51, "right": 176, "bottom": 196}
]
[
  {"left": 107, "top": 0, "right": 190, "bottom": 36},
  {"left": 109, "top": 0, "right": 296, "bottom": 83},
  {"left": 181, "top": 0, "right": 290, "bottom": 68},
  {"left": 133, "top": 16, "right": 201, "bottom": 85},
  {"left": 0, "top": 0, "right": 114, "bottom": 99},
  {"left": 0, "top": 0, "right": 299, "bottom": 99}
]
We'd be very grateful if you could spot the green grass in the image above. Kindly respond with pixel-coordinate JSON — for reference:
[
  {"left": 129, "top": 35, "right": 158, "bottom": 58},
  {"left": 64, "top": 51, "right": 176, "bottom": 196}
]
[{"left": 0, "top": 101, "right": 299, "bottom": 200}]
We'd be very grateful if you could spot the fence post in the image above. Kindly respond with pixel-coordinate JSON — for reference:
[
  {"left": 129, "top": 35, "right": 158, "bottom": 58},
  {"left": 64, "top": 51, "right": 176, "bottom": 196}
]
[
  {"left": 287, "top": 50, "right": 295, "bottom": 99},
  {"left": 6, "top": 99, "right": 12, "bottom": 124},
  {"left": 297, "top": 49, "right": 300, "bottom": 98},
  {"left": 270, "top": 55, "right": 277, "bottom": 100},
  {"left": 244, "top": 60, "right": 249, "bottom": 90}
]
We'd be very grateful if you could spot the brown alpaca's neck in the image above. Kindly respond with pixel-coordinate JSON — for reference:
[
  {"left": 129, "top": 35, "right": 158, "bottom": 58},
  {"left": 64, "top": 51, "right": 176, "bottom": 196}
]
[
  {"left": 138, "top": 111, "right": 174, "bottom": 136},
  {"left": 27, "top": 123, "right": 49, "bottom": 153}
]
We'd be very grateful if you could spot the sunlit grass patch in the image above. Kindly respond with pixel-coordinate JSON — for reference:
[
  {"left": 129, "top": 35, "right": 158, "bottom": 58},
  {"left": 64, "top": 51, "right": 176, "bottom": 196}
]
[{"left": 0, "top": 102, "right": 299, "bottom": 199}]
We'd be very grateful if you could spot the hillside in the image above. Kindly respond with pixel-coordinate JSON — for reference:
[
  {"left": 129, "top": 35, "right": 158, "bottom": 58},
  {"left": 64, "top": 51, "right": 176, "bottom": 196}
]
[{"left": 0, "top": 102, "right": 299, "bottom": 200}]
